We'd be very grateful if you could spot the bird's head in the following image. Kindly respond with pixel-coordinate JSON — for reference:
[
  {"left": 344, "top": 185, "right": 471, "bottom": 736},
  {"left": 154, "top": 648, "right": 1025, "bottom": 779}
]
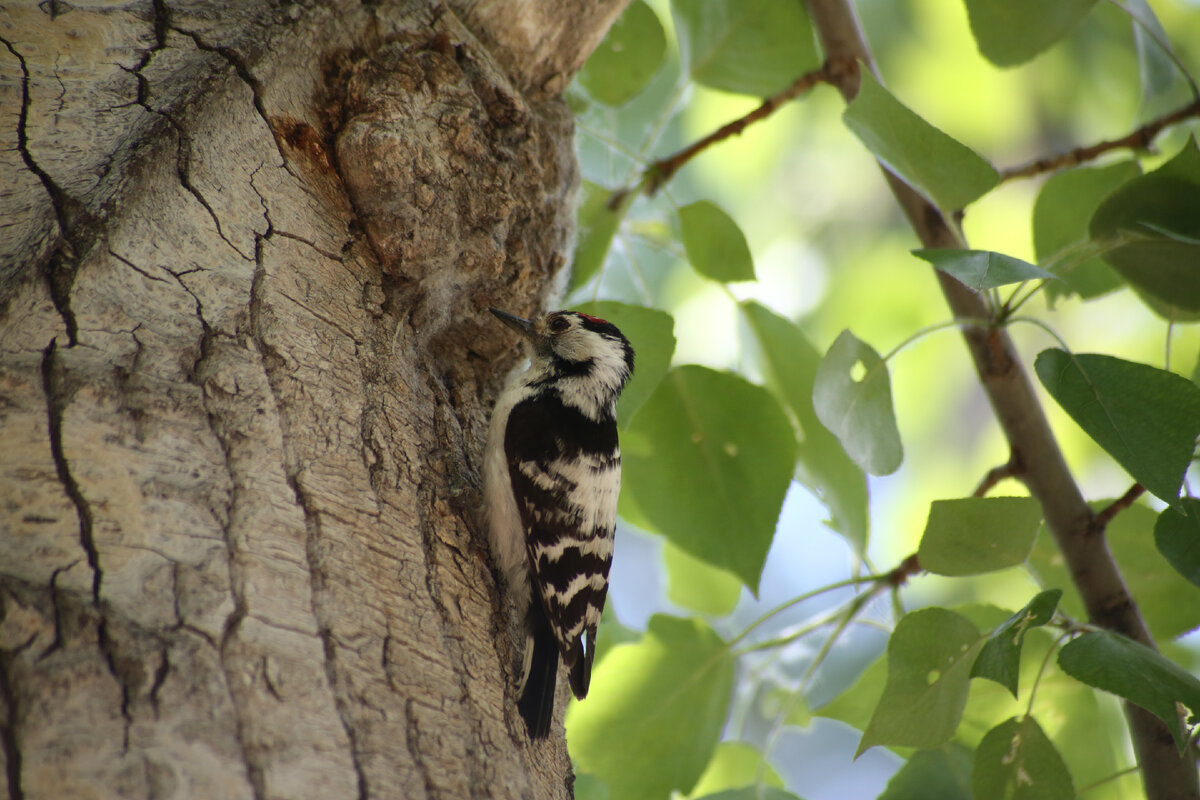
[{"left": 490, "top": 308, "right": 635, "bottom": 411}]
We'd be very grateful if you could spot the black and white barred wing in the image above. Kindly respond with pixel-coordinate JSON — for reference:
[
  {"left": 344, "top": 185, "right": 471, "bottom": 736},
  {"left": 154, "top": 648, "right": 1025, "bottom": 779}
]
[{"left": 504, "top": 393, "right": 619, "bottom": 699}]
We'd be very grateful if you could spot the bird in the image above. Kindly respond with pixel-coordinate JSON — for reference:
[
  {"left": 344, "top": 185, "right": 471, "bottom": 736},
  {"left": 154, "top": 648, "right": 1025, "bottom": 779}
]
[{"left": 483, "top": 307, "right": 634, "bottom": 738}]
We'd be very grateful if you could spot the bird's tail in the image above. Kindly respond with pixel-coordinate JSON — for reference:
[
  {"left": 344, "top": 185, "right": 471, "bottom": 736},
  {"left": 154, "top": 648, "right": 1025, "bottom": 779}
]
[{"left": 517, "top": 598, "right": 558, "bottom": 739}]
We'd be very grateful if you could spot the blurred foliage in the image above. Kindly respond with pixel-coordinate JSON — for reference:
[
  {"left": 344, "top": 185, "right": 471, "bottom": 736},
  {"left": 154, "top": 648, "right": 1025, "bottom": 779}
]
[{"left": 561, "top": 1, "right": 1200, "bottom": 798}]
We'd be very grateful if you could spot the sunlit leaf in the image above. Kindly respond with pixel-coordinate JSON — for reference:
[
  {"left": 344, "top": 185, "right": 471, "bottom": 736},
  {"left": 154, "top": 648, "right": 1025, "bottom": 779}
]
[
  {"left": 813, "top": 330, "right": 902, "bottom": 476},
  {"left": 623, "top": 366, "right": 796, "bottom": 592},
  {"left": 672, "top": 0, "right": 818, "bottom": 96},
  {"left": 1058, "top": 630, "right": 1200, "bottom": 752},
  {"left": 1155, "top": 498, "right": 1200, "bottom": 589},
  {"left": 1029, "top": 502, "right": 1200, "bottom": 641},
  {"left": 741, "top": 301, "right": 868, "bottom": 552},
  {"left": 1033, "top": 162, "right": 1140, "bottom": 303},
  {"left": 1090, "top": 138, "right": 1200, "bottom": 313},
  {"left": 973, "top": 716, "right": 1074, "bottom": 800},
  {"left": 842, "top": 70, "right": 999, "bottom": 212},
  {"left": 685, "top": 741, "right": 785, "bottom": 798},
  {"left": 918, "top": 497, "right": 1043, "bottom": 576},
  {"left": 962, "top": 0, "right": 1098, "bottom": 67},
  {"left": 575, "top": 301, "right": 675, "bottom": 428},
  {"left": 1034, "top": 349, "right": 1200, "bottom": 503},
  {"left": 570, "top": 182, "right": 634, "bottom": 291},
  {"left": 858, "top": 608, "right": 983, "bottom": 755},
  {"left": 664, "top": 541, "right": 742, "bottom": 616},
  {"left": 692, "top": 789, "right": 801, "bottom": 800},
  {"left": 679, "top": 201, "right": 756, "bottom": 283},
  {"left": 577, "top": 1, "right": 667, "bottom": 107},
  {"left": 567, "top": 615, "right": 735, "bottom": 800},
  {"left": 970, "top": 590, "right": 1062, "bottom": 697},
  {"left": 878, "top": 746, "right": 973, "bottom": 800},
  {"left": 912, "top": 249, "right": 1055, "bottom": 291}
]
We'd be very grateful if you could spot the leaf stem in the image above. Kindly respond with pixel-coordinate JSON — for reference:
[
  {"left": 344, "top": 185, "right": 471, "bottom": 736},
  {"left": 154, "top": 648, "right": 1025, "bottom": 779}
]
[
  {"left": 1076, "top": 764, "right": 1143, "bottom": 796},
  {"left": 726, "top": 574, "right": 883, "bottom": 648},
  {"left": 1025, "top": 629, "right": 1071, "bottom": 718},
  {"left": 879, "top": 316, "right": 994, "bottom": 363}
]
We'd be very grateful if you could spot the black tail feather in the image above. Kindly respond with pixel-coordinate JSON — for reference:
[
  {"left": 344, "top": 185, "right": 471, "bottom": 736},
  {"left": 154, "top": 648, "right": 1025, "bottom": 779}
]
[{"left": 518, "top": 604, "right": 558, "bottom": 739}]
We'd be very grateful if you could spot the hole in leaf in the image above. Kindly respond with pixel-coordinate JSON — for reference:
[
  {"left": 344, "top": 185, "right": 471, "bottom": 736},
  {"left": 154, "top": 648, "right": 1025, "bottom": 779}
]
[
  {"left": 926, "top": 668, "right": 941, "bottom": 684},
  {"left": 850, "top": 359, "right": 867, "bottom": 382}
]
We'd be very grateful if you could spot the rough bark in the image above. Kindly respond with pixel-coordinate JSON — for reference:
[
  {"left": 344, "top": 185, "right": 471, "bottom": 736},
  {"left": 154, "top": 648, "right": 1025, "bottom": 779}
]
[
  {"left": 0, "top": 1, "right": 625, "bottom": 798},
  {"left": 804, "top": 1, "right": 1200, "bottom": 798}
]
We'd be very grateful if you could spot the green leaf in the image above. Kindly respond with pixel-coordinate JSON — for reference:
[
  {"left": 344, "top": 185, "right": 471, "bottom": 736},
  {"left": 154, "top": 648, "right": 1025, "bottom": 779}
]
[
  {"left": 664, "top": 541, "right": 742, "bottom": 616},
  {"left": 970, "top": 590, "right": 1062, "bottom": 697},
  {"left": 972, "top": 716, "right": 1074, "bottom": 800},
  {"left": 813, "top": 654, "right": 887, "bottom": 731},
  {"left": 577, "top": 1, "right": 667, "bottom": 107},
  {"left": 671, "top": 0, "right": 818, "bottom": 97},
  {"left": 1155, "top": 498, "right": 1200, "bottom": 589},
  {"left": 912, "top": 250, "right": 1056, "bottom": 291},
  {"left": 684, "top": 741, "right": 785, "bottom": 799},
  {"left": 918, "top": 497, "right": 1043, "bottom": 576},
  {"left": 1033, "top": 162, "right": 1140, "bottom": 304},
  {"left": 842, "top": 70, "right": 999, "bottom": 213},
  {"left": 1124, "top": 0, "right": 1178, "bottom": 100},
  {"left": 567, "top": 615, "right": 735, "bottom": 800},
  {"left": 679, "top": 201, "right": 756, "bottom": 283},
  {"left": 575, "top": 301, "right": 676, "bottom": 429},
  {"left": 813, "top": 330, "right": 903, "bottom": 477},
  {"left": 692, "top": 789, "right": 801, "bottom": 800},
  {"left": 570, "top": 182, "right": 634, "bottom": 292},
  {"left": 878, "top": 746, "right": 974, "bottom": 800},
  {"left": 1034, "top": 349, "right": 1200, "bottom": 503},
  {"left": 623, "top": 366, "right": 796, "bottom": 592},
  {"left": 1057, "top": 630, "right": 1200, "bottom": 753},
  {"left": 1029, "top": 502, "right": 1200, "bottom": 641},
  {"left": 1090, "top": 138, "right": 1200, "bottom": 313},
  {"left": 858, "top": 608, "right": 983, "bottom": 755},
  {"left": 962, "top": 0, "right": 1098, "bottom": 67},
  {"left": 741, "top": 301, "right": 868, "bottom": 552}
]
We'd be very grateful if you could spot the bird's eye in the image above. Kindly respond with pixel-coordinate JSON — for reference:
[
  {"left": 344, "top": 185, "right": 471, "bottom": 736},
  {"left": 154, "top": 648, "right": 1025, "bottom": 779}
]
[{"left": 548, "top": 315, "right": 571, "bottom": 333}]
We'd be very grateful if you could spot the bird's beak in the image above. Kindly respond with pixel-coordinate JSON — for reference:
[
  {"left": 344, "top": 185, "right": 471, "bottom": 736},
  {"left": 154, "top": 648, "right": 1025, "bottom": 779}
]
[{"left": 489, "top": 308, "right": 536, "bottom": 339}]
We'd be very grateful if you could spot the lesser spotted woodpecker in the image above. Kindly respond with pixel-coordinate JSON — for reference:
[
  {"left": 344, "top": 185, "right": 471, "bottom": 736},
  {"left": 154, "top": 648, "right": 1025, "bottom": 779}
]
[{"left": 483, "top": 307, "right": 634, "bottom": 738}]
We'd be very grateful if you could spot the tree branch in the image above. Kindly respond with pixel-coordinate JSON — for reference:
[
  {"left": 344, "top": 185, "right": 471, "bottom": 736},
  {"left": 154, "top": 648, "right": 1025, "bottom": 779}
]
[
  {"left": 998, "top": 98, "right": 1200, "bottom": 181},
  {"left": 803, "top": 2, "right": 1200, "bottom": 797},
  {"left": 971, "top": 452, "right": 1024, "bottom": 498},
  {"left": 646, "top": 63, "right": 832, "bottom": 194},
  {"left": 1094, "top": 484, "right": 1146, "bottom": 530}
]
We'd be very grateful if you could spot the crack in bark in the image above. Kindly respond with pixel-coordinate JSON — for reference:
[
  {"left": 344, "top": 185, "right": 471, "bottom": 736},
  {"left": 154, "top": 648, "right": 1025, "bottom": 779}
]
[
  {"left": 40, "top": 560, "right": 79, "bottom": 660},
  {"left": 39, "top": 341, "right": 100, "bottom": 602},
  {"left": 121, "top": 62, "right": 249, "bottom": 260},
  {"left": 404, "top": 698, "right": 436, "bottom": 800},
  {"left": 172, "top": 255, "right": 268, "bottom": 800},
  {"left": 0, "top": 646, "right": 26, "bottom": 800},
  {"left": 172, "top": 25, "right": 294, "bottom": 172},
  {"left": 248, "top": 232, "right": 370, "bottom": 800},
  {"left": 1, "top": 35, "right": 88, "bottom": 345},
  {"left": 408, "top": 414, "right": 488, "bottom": 792}
]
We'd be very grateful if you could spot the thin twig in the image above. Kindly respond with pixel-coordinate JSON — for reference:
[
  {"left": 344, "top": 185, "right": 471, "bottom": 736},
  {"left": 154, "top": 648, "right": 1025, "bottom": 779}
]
[
  {"left": 1093, "top": 484, "right": 1146, "bottom": 531},
  {"left": 644, "top": 62, "right": 834, "bottom": 194},
  {"left": 972, "top": 452, "right": 1024, "bottom": 497},
  {"left": 999, "top": 98, "right": 1200, "bottom": 181}
]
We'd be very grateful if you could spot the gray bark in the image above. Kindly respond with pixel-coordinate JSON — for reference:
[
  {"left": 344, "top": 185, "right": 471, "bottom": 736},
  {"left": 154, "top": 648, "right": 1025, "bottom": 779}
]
[{"left": 0, "top": 1, "right": 625, "bottom": 798}]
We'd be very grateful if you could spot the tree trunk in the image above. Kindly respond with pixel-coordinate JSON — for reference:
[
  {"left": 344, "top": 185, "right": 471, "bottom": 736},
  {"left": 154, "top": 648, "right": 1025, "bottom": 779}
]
[{"left": 0, "top": 2, "right": 625, "bottom": 798}]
